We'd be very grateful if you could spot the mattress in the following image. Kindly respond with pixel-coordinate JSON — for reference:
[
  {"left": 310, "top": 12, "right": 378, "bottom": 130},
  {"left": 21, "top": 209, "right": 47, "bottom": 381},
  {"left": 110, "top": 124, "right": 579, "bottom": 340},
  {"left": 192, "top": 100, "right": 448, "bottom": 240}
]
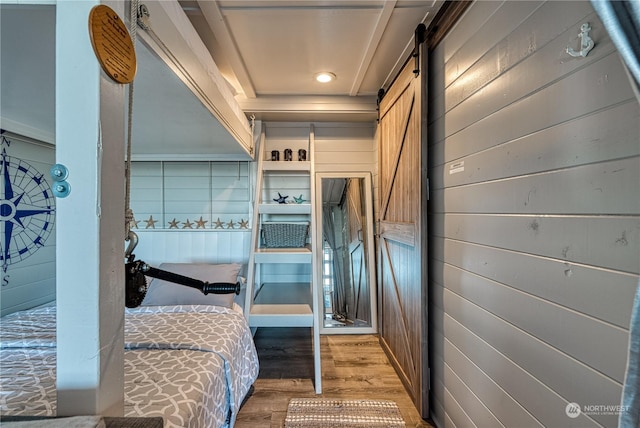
[{"left": 0, "top": 304, "right": 259, "bottom": 428}]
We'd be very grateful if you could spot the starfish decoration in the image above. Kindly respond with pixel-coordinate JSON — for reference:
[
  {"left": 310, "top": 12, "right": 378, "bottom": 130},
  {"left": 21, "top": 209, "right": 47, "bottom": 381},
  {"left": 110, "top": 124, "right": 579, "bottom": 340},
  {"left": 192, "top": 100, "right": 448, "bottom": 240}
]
[
  {"left": 182, "top": 219, "right": 194, "bottom": 229},
  {"left": 227, "top": 220, "right": 236, "bottom": 229},
  {"left": 195, "top": 216, "right": 208, "bottom": 229},
  {"left": 293, "top": 194, "right": 306, "bottom": 204},
  {"left": 239, "top": 219, "right": 249, "bottom": 229},
  {"left": 145, "top": 215, "right": 158, "bottom": 229},
  {"left": 273, "top": 192, "right": 288, "bottom": 204},
  {"left": 168, "top": 218, "right": 180, "bottom": 229},
  {"left": 214, "top": 217, "right": 224, "bottom": 229},
  {"left": 131, "top": 217, "right": 140, "bottom": 229}
]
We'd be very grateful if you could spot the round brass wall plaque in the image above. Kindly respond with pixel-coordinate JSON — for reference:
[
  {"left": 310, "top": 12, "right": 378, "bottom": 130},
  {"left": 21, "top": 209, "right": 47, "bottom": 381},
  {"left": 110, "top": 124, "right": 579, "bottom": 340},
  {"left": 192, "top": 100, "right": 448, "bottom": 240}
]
[{"left": 88, "top": 5, "right": 136, "bottom": 84}]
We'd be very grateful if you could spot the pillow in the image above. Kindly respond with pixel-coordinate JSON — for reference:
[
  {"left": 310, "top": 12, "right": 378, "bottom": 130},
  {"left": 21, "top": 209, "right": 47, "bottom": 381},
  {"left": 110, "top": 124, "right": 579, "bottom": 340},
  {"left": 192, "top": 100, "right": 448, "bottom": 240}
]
[{"left": 141, "top": 263, "right": 241, "bottom": 308}]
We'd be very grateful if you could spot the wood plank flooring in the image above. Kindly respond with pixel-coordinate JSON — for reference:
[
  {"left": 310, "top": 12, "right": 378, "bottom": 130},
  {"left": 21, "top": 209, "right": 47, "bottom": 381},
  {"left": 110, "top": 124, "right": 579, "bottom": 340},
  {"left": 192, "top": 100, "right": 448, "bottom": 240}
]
[{"left": 235, "top": 327, "right": 434, "bottom": 428}]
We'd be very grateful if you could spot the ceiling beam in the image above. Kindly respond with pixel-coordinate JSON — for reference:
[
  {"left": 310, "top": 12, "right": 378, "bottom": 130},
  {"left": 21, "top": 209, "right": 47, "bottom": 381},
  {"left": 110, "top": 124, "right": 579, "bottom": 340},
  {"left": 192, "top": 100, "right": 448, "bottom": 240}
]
[
  {"left": 239, "top": 95, "right": 377, "bottom": 112},
  {"left": 238, "top": 95, "right": 378, "bottom": 122},
  {"left": 197, "top": 0, "right": 257, "bottom": 98},
  {"left": 349, "top": 0, "right": 396, "bottom": 96}
]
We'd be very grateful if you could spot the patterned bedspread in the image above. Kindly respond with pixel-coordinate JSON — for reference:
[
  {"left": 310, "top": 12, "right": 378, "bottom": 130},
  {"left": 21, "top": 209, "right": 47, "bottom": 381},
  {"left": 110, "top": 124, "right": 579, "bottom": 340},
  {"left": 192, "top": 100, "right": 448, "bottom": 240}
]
[{"left": 0, "top": 305, "right": 259, "bottom": 428}]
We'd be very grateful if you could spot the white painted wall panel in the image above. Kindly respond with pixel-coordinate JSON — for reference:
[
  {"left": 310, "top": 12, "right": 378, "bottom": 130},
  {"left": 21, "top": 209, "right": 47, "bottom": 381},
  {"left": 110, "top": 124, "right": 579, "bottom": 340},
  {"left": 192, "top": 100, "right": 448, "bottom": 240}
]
[
  {"left": 262, "top": 172, "right": 311, "bottom": 205},
  {"left": 314, "top": 123, "right": 376, "bottom": 173},
  {"left": 1, "top": 277, "right": 55, "bottom": 312},
  {"left": 133, "top": 230, "right": 250, "bottom": 268},
  {"left": 428, "top": 1, "right": 640, "bottom": 427}
]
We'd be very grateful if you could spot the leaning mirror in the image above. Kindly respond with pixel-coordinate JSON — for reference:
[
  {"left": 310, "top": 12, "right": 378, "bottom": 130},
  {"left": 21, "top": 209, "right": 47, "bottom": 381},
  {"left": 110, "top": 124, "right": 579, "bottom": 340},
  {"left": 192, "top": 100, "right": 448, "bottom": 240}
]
[{"left": 314, "top": 172, "right": 377, "bottom": 334}]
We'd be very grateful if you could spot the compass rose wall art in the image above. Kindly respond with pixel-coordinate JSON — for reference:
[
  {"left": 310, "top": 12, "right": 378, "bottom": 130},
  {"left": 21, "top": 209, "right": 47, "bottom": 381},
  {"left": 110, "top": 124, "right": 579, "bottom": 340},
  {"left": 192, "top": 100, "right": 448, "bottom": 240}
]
[{"left": 0, "top": 132, "right": 56, "bottom": 314}]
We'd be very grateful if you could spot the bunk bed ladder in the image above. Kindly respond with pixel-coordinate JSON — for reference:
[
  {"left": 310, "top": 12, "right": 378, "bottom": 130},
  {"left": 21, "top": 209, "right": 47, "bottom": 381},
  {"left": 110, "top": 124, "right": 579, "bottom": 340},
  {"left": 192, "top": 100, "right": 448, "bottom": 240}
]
[{"left": 245, "top": 124, "right": 321, "bottom": 394}]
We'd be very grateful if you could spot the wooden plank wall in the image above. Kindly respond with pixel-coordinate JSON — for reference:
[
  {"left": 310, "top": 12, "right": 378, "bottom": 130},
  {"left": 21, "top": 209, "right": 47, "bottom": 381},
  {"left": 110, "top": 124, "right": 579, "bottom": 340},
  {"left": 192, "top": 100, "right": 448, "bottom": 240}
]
[{"left": 427, "top": 1, "right": 640, "bottom": 427}]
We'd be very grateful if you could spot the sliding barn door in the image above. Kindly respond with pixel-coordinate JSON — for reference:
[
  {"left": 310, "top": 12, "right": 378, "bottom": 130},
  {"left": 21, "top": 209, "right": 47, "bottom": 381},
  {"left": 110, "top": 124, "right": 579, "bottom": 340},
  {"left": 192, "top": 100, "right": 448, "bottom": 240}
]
[{"left": 377, "top": 53, "right": 429, "bottom": 417}]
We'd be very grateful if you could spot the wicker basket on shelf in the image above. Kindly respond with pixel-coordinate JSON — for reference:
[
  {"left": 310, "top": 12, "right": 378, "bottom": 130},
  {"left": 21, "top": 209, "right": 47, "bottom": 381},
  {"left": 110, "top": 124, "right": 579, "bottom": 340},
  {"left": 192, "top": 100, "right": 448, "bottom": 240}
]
[{"left": 261, "top": 222, "right": 309, "bottom": 248}]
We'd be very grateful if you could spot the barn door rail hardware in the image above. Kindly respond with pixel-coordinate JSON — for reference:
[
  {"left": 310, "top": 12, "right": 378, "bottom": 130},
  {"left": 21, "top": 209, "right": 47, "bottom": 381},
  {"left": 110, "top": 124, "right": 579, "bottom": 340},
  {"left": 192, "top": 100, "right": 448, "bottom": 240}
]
[{"left": 413, "top": 23, "right": 427, "bottom": 76}]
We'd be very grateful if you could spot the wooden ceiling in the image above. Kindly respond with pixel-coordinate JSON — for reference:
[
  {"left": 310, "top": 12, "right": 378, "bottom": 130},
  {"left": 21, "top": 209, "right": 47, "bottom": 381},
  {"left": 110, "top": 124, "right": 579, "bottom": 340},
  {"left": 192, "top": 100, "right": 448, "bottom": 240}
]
[{"left": 179, "top": 0, "right": 444, "bottom": 121}]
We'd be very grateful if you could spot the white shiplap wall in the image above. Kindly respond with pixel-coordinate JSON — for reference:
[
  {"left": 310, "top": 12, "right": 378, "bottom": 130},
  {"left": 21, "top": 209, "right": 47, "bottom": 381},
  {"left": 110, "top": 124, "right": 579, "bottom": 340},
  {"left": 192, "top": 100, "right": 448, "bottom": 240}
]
[
  {"left": 131, "top": 161, "right": 251, "bottom": 230},
  {"left": 314, "top": 122, "right": 376, "bottom": 174},
  {"left": 132, "top": 229, "right": 251, "bottom": 268},
  {"left": 129, "top": 161, "right": 252, "bottom": 273},
  {"left": 428, "top": 2, "right": 640, "bottom": 428}
]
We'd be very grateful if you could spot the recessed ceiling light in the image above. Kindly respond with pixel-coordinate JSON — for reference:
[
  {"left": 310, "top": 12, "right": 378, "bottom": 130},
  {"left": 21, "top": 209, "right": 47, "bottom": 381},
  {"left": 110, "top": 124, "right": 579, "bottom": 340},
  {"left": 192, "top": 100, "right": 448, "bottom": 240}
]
[{"left": 315, "top": 72, "right": 336, "bottom": 83}]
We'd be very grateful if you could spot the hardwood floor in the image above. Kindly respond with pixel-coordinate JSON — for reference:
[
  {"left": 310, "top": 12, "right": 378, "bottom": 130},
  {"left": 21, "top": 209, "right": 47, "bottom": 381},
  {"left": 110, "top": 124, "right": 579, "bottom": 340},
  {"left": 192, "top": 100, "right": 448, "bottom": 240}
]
[{"left": 235, "top": 327, "right": 434, "bottom": 428}]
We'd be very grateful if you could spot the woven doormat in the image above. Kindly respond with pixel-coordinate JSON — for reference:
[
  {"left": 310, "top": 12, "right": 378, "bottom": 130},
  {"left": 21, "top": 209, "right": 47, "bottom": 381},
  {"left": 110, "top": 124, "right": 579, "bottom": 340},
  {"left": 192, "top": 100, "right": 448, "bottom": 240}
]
[{"left": 284, "top": 398, "right": 406, "bottom": 428}]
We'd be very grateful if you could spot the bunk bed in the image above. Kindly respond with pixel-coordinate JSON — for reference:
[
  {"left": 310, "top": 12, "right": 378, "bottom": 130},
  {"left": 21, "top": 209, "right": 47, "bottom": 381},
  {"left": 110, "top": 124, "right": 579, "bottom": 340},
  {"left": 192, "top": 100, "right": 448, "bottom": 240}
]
[
  {"left": 132, "top": 0, "right": 254, "bottom": 159},
  {"left": 1, "top": 1, "right": 258, "bottom": 425},
  {"left": 0, "top": 264, "right": 259, "bottom": 428},
  {"left": 0, "top": 304, "right": 258, "bottom": 427}
]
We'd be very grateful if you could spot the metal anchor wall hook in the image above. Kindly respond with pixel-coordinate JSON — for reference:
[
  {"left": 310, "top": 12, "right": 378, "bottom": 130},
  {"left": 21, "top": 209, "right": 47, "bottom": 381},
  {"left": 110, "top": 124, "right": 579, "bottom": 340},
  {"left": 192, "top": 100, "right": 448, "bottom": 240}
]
[{"left": 566, "top": 23, "right": 594, "bottom": 58}]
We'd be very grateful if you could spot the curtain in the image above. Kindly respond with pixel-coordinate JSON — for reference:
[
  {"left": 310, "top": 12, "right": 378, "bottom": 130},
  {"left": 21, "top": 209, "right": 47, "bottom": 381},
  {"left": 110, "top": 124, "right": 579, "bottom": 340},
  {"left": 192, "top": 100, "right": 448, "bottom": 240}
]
[
  {"left": 592, "top": 2, "right": 640, "bottom": 426},
  {"left": 592, "top": 0, "right": 640, "bottom": 101},
  {"left": 620, "top": 280, "right": 640, "bottom": 427},
  {"left": 322, "top": 205, "right": 346, "bottom": 320}
]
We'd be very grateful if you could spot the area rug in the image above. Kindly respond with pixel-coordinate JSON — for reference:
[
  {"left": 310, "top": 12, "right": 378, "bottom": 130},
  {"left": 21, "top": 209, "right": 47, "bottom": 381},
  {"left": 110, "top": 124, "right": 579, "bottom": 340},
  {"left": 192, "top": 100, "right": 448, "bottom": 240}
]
[{"left": 284, "top": 398, "right": 406, "bottom": 428}]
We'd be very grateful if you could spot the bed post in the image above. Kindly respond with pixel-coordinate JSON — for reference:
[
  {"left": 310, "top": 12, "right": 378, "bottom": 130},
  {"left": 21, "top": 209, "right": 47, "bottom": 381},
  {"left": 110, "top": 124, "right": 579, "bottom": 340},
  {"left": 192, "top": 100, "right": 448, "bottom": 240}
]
[{"left": 55, "top": 0, "right": 126, "bottom": 417}]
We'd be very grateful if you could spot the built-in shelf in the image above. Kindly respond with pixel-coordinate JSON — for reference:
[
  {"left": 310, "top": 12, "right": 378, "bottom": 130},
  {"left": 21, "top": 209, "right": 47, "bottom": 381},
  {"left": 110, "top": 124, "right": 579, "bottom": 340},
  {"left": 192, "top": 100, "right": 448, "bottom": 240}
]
[
  {"left": 249, "top": 282, "right": 313, "bottom": 327},
  {"left": 248, "top": 304, "right": 313, "bottom": 327},
  {"left": 258, "top": 203, "right": 311, "bottom": 214},
  {"left": 246, "top": 125, "right": 321, "bottom": 393},
  {"left": 262, "top": 161, "right": 311, "bottom": 171},
  {"left": 254, "top": 245, "right": 312, "bottom": 263}
]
